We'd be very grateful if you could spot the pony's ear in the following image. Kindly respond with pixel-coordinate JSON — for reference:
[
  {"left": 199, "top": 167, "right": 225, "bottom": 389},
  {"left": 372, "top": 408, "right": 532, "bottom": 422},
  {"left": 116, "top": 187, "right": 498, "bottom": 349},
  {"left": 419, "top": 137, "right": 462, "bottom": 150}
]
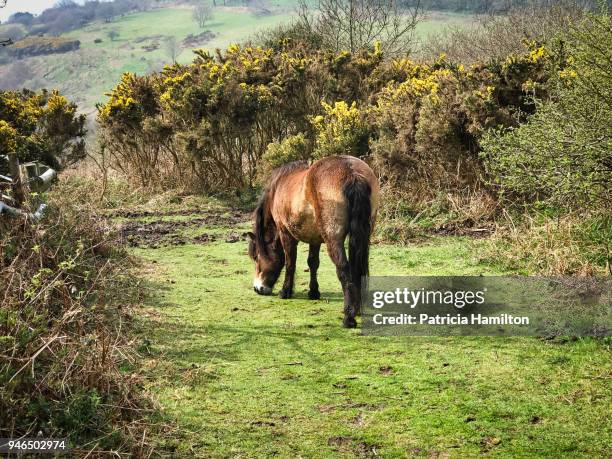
[{"left": 243, "top": 231, "right": 255, "bottom": 240}]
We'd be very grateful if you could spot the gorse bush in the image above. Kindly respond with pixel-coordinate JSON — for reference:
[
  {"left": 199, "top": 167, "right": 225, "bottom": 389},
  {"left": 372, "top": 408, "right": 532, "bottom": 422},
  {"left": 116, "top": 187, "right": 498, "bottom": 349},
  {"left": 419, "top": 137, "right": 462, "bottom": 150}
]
[
  {"left": 98, "top": 37, "right": 555, "bottom": 196},
  {"left": 368, "top": 42, "right": 555, "bottom": 200},
  {"left": 0, "top": 89, "right": 86, "bottom": 170},
  {"left": 311, "top": 100, "right": 370, "bottom": 158},
  {"left": 97, "top": 43, "right": 383, "bottom": 191},
  {"left": 259, "top": 133, "right": 310, "bottom": 184}
]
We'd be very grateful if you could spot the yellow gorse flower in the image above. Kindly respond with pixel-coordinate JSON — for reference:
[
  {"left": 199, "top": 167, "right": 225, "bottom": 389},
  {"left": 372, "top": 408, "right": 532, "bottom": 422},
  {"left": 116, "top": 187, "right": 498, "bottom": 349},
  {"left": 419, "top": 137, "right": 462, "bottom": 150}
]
[
  {"left": 528, "top": 45, "right": 547, "bottom": 63},
  {"left": 0, "top": 120, "right": 18, "bottom": 152}
]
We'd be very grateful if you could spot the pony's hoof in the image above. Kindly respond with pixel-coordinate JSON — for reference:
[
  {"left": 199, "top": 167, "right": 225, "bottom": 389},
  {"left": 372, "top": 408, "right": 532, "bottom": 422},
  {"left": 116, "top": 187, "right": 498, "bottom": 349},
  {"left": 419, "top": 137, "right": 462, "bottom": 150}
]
[
  {"left": 343, "top": 316, "right": 357, "bottom": 328},
  {"left": 279, "top": 288, "right": 292, "bottom": 299},
  {"left": 308, "top": 290, "right": 321, "bottom": 300}
]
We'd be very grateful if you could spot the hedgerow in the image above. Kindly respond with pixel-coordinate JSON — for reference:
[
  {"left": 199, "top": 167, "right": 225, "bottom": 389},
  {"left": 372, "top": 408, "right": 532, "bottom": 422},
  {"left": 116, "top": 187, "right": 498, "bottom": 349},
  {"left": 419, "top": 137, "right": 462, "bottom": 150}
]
[{"left": 97, "top": 37, "right": 555, "bottom": 196}]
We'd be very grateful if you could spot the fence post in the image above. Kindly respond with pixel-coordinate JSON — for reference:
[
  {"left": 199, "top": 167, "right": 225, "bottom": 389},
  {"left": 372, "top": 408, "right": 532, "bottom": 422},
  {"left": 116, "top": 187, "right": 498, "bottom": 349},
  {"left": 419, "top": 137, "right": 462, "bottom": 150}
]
[{"left": 8, "top": 152, "right": 26, "bottom": 207}]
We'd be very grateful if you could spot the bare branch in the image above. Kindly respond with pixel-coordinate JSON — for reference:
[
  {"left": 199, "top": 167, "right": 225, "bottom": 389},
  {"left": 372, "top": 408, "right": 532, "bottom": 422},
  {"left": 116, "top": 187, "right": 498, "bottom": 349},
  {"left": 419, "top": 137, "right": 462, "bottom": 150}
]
[{"left": 298, "top": 0, "right": 421, "bottom": 55}]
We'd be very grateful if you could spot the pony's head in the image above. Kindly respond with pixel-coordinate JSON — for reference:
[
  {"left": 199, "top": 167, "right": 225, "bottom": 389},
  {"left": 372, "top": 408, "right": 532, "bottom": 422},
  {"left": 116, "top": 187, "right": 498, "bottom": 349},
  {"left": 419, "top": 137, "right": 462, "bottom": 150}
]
[{"left": 246, "top": 194, "right": 284, "bottom": 295}]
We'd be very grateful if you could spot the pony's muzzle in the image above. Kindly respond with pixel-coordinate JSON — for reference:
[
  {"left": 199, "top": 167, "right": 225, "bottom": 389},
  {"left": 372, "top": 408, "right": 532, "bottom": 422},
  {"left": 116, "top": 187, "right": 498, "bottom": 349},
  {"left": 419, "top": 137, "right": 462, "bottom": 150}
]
[
  {"left": 253, "top": 279, "right": 272, "bottom": 295},
  {"left": 253, "top": 285, "right": 272, "bottom": 295}
]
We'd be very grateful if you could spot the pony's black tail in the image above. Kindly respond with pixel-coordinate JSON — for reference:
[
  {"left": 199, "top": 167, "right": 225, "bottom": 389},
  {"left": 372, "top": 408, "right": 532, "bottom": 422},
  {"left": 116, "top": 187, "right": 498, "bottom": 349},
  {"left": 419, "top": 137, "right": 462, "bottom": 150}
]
[{"left": 343, "top": 177, "right": 372, "bottom": 294}]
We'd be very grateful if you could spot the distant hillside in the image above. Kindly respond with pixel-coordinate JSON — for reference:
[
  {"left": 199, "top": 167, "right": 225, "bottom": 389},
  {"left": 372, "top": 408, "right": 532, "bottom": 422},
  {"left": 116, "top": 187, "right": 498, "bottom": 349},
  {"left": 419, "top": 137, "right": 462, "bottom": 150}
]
[
  {"left": 0, "top": 3, "right": 471, "bottom": 117},
  {"left": 0, "top": 3, "right": 301, "bottom": 116}
]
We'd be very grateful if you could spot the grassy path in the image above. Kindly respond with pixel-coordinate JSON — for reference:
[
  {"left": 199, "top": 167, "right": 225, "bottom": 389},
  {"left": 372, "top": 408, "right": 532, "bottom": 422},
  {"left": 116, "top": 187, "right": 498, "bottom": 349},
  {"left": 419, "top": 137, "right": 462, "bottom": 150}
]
[{"left": 128, "top": 205, "right": 610, "bottom": 458}]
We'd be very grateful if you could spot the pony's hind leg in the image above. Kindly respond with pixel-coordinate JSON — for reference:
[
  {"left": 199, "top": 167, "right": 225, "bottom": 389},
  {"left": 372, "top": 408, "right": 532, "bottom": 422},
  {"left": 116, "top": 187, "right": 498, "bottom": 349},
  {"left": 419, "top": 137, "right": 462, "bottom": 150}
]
[
  {"left": 326, "top": 239, "right": 359, "bottom": 328},
  {"left": 278, "top": 230, "right": 298, "bottom": 299},
  {"left": 307, "top": 243, "right": 321, "bottom": 300}
]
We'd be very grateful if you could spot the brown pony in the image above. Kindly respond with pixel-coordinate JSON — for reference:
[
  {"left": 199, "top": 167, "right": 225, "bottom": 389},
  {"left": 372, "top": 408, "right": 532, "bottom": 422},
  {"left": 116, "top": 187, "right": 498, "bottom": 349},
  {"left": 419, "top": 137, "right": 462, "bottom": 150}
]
[{"left": 246, "top": 155, "right": 379, "bottom": 328}]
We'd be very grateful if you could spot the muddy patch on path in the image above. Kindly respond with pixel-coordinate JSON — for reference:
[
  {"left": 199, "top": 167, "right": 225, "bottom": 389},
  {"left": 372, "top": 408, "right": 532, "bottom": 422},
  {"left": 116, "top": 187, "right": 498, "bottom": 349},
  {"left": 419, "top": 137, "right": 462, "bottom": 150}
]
[
  {"left": 118, "top": 209, "right": 250, "bottom": 248},
  {"left": 109, "top": 207, "right": 249, "bottom": 221}
]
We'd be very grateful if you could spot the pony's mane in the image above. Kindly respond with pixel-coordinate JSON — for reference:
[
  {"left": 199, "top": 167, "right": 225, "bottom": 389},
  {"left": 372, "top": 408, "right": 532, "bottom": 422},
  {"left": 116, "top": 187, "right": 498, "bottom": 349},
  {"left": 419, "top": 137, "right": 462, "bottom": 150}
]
[
  {"left": 268, "top": 160, "right": 309, "bottom": 189},
  {"left": 254, "top": 161, "right": 309, "bottom": 256}
]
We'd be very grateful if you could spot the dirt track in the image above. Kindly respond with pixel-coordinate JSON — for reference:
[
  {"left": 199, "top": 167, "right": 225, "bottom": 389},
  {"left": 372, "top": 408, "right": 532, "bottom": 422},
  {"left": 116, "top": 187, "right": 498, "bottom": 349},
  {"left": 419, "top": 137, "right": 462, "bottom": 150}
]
[{"left": 117, "top": 208, "right": 249, "bottom": 248}]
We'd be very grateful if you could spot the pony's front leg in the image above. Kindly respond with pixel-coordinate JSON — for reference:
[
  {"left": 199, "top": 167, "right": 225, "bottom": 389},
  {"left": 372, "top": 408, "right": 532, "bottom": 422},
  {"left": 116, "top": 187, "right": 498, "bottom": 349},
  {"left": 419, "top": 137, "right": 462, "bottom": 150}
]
[
  {"left": 278, "top": 230, "right": 298, "bottom": 299},
  {"left": 326, "top": 239, "right": 358, "bottom": 328},
  {"left": 307, "top": 243, "right": 321, "bottom": 300}
]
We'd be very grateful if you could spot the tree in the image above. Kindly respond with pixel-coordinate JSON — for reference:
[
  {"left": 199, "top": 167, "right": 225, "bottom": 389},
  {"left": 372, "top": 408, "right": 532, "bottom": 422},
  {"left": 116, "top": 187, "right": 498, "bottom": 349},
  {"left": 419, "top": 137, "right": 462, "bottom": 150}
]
[
  {"left": 192, "top": 3, "right": 214, "bottom": 29},
  {"left": 49, "top": 9, "right": 88, "bottom": 35},
  {"left": 96, "top": 2, "right": 116, "bottom": 23},
  {"left": 163, "top": 36, "right": 181, "bottom": 63},
  {"left": 55, "top": 0, "right": 78, "bottom": 9},
  {"left": 8, "top": 12, "right": 34, "bottom": 26},
  {"left": 297, "top": 0, "right": 421, "bottom": 55},
  {"left": 250, "top": 0, "right": 272, "bottom": 17},
  {"left": 0, "top": 61, "right": 32, "bottom": 90},
  {"left": 0, "top": 0, "right": 18, "bottom": 47},
  {"left": 0, "top": 24, "right": 25, "bottom": 41},
  {"left": 107, "top": 30, "right": 119, "bottom": 41}
]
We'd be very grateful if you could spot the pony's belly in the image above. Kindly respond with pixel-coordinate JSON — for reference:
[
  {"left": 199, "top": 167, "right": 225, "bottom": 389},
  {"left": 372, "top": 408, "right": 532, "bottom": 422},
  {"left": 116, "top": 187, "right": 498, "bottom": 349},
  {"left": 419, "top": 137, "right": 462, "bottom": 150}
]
[{"left": 287, "top": 209, "right": 323, "bottom": 244}]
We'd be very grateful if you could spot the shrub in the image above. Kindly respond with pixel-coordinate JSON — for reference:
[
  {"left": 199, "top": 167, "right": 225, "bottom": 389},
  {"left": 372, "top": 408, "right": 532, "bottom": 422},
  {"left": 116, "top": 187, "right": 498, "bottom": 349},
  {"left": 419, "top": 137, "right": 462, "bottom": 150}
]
[
  {"left": 0, "top": 23, "right": 27, "bottom": 41},
  {"left": 368, "top": 44, "right": 551, "bottom": 202},
  {"left": 0, "top": 89, "right": 86, "bottom": 170},
  {"left": 0, "top": 184, "right": 152, "bottom": 454},
  {"left": 97, "top": 44, "right": 383, "bottom": 191},
  {"left": 258, "top": 133, "right": 310, "bottom": 183},
  {"left": 98, "top": 23, "right": 562, "bottom": 207},
  {"left": 311, "top": 101, "right": 370, "bottom": 158},
  {"left": 8, "top": 36, "right": 81, "bottom": 59},
  {"left": 480, "top": 12, "right": 612, "bottom": 211},
  {"left": 256, "top": 21, "right": 325, "bottom": 51}
]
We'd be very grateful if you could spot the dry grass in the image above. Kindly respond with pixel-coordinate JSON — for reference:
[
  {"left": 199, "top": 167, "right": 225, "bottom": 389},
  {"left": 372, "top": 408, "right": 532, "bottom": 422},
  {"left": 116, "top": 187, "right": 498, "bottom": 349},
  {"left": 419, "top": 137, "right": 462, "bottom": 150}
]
[
  {"left": 480, "top": 212, "right": 611, "bottom": 275},
  {"left": 374, "top": 184, "right": 498, "bottom": 243},
  {"left": 374, "top": 179, "right": 610, "bottom": 277},
  {"left": 0, "top": 184, "right": 162, "bottom": 456}
]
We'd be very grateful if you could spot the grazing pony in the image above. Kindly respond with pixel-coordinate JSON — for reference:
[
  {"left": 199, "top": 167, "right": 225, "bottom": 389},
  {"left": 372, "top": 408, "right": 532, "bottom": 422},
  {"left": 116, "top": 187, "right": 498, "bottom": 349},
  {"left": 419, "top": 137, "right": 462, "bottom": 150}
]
[{"left": 247, "top": 155, "right": 379, "bottom": 328}]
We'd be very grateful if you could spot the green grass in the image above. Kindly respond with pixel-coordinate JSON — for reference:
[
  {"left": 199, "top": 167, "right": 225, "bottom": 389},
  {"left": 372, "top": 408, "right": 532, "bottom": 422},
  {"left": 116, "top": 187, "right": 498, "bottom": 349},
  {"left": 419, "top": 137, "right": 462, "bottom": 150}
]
[
  {"left": 13, "top": 6, "right": 297, "bottom": 114},
  {"left": 130, "top": 206, "right": 611, "bottom": 457},
  {"left": 65, "top": 7, "right": 295, "bottom": 63},
  {"left": 414, "top": 10, "right": 473, "bottom": 37}
]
